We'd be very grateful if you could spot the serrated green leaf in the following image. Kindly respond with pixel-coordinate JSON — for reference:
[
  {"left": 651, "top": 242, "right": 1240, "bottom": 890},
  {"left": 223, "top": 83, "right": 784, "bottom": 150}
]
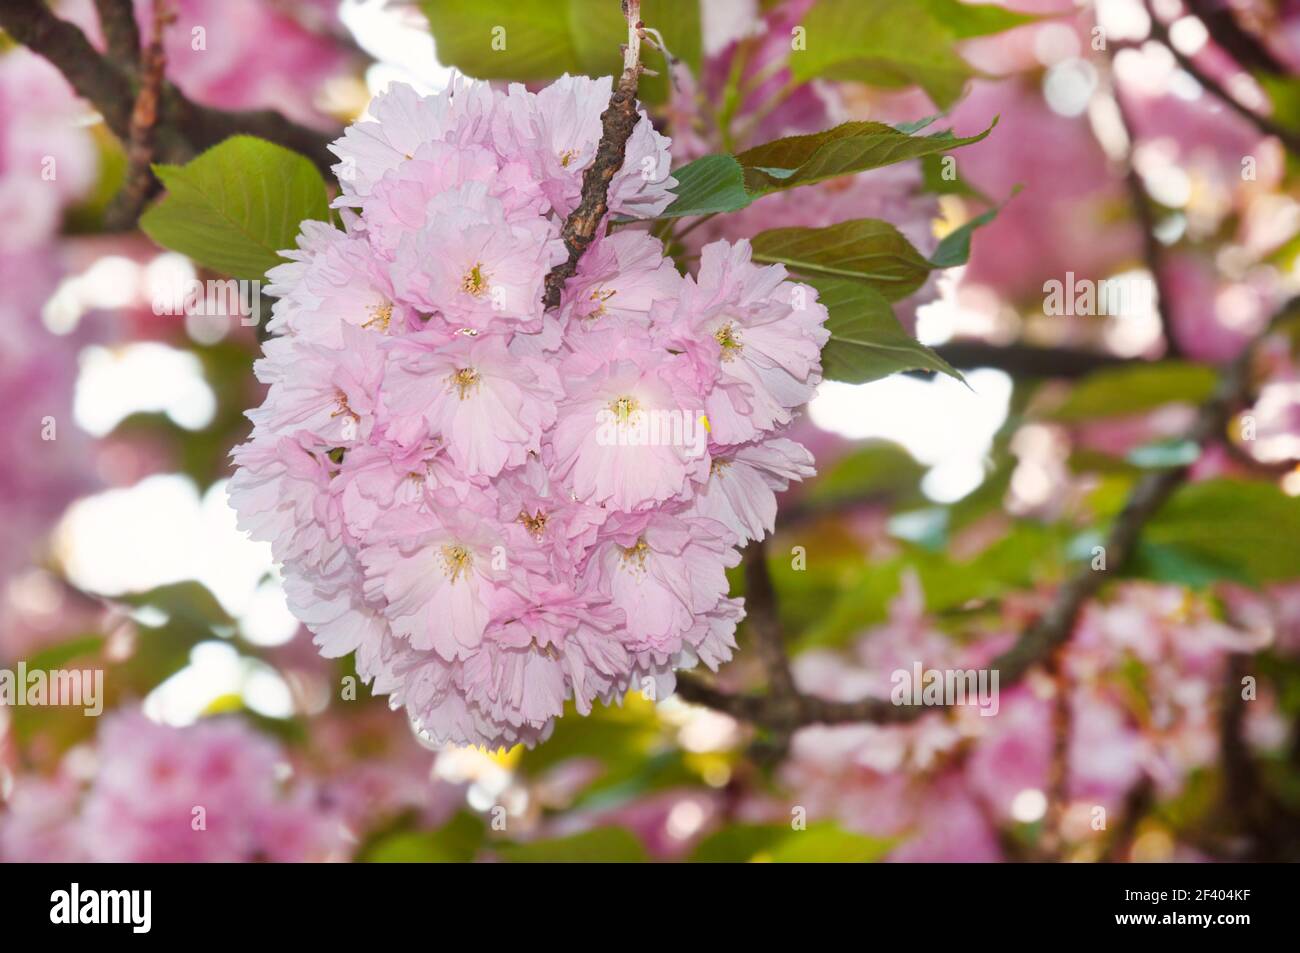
[
  {"left": 917, "top": 0, "right": 1042, "bottom": 39},
  {"left": 419, "top": 0, "right": 701, "bottom": 104},
  {"left": 811, "top": 278, "right": 961, "bottom": 383},
  {"left": 662, "top": 154, "right": 749, "bottom": 217},
  {"left": 752, "top": 219, "right": 933, "bottom": 299},
  {"left": 657, "top": 119, "right": 996, "bottom": 219},
  {"left": 929, "top": 200, "right": 1007, "bottom": 268},
  {"left": 140, "top": 135, "right": 330, "bottom": 280},
  {"left": 736, "top": 119, "right": 997, "bottom": 195},
  {"left": 789, "top": 0, "right": 1037, "bottom": 106}
]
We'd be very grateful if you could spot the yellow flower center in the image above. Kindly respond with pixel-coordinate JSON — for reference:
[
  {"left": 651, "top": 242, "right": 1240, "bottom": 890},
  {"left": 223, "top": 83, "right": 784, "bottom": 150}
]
[
  {"left": 363, "top": 300, "right": 393, "bottom": 332},
  {"left": 588, "top": 287, "right": 617, "bottom": 319},
  {"left": 714, "top": 322, "right": 742, "bottom": 360},
  {"left": 440, "top": 544, "right": 472, "bottom": 583},
  {"left": 621, "top": 537, "right": 650, "bottom": 572},
  {"left": 609, "top": 395, "right": 640, "bottom": 423},
  {"left": 461, "top": 263, "right": 489, "bottom": 297},
  {"left": 559, "top": 149, "right": 579, "bottom": 168},
  {"left": 450, "top": 367, "right": 481, "bottom": 399}
]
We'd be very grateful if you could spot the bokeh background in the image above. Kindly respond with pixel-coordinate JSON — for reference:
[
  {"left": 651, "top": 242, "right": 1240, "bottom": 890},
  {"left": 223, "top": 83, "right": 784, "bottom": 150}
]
[{"left": 3, "top": 0, "right": 1300, "bottom": 862}]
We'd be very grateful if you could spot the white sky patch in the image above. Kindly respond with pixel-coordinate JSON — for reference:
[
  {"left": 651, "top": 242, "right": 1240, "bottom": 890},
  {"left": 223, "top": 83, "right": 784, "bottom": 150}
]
[
  {"left": 143, "top": 640, "right": 295, "bottom": 726},
  {"left": 54, "top": 475, "right": 277, "bottom": 621},
  {"left": 74, "top": 342, "right": 215, "bottom": 436},
  {"left": 809, "top": 369, "right": 1013, "bottom": 503},
  {"left": 341, "top": 0, "right": 451, "bottom": 96}
]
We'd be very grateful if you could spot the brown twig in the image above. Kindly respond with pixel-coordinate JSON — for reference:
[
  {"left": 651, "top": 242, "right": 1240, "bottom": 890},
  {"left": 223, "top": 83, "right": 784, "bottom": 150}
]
[
  {"left": 676, "top": 300, "right": 1300, "bottom": 729},
  {"left": 541, "top": 0, "right": 645, "bottom": 310},
  {"left": 106, "top": 0, "right": 172, "bottom": 229},
  {"left": 0, "top": 0, "right": 337, "bottom": 183}
]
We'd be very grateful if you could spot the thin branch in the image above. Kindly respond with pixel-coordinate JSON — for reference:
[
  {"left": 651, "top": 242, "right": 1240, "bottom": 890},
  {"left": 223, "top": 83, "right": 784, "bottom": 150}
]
[
  {"left": 0, "top": 0, "right": 337, "bottom": 179},
  {"left": 1182, "top": 0, "right": 1290, "bottom": 76},
  {"left": 741, "top": 541, "right": 797, "bottom": 701},
  {"left": 1108, "top": 73, "right": 1183, "bottom": 358},
  {"left": 542, "top": 0, "right": 645, "bottom": 310},
  {"left": 1142, "top": 0, "right": 1300, "bottom": 157},
  {"left": 106, "top": 0, "right": 172, "bottom": 230},
  {"left": 676, "top": 300, "right": 1300, "bottom": 729},
  {"left": 929, "top": 341, "right": 1136, "bottom": 378}
]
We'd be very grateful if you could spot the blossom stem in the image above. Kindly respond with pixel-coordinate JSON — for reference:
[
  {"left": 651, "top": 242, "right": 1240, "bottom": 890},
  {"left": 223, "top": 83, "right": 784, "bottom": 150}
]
[
  {"left": 106, "top": 0, "right": 172, "bottom": 229},
  {"left": 541, "top": 0, "right": 646, "bottom": 310}
]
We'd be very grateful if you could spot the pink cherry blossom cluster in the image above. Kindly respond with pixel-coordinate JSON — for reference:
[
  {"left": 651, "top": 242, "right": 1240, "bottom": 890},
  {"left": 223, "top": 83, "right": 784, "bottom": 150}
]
[
  {"left": 229, "top": 76, "right": 829, "bottom": 749},
  {"left": 0, "top": 710, "right": 344, "bottom": 862}
]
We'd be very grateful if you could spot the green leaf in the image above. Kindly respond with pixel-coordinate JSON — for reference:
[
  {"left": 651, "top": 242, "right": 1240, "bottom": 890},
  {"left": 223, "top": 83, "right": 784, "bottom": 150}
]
[
  {"left": 1134, "top": 479, "right": 1300, "bottom": 586},
  {"left": 691, "top": 822, "right": 894, "bottom": 863},
  {"left": 812, "top": 278, "right": 961, "bottom": 383},
  {"left": 929, "top": 200, "right": 1007, "bottom": 268},
  {"left": 657, "top": 118, "right": 996, "bottom": 219},
  {"left": 752, "top": 219, "right": 933, "bottom": 300},
  {"left": 1046, "top": 362, "right": 1218, "bottom": 422},
  {"left": 789, "top": 0, "right": 1032, "bottom": 107},
  {"left": 140, "top": 135, "right": 330, "bottom": 280},
  {"left": 916, "top": 0, "right": 1042, "bottom": 39},
  {"left": 419, "top": 0, "right": 701, "bottom": 104},
  {"left": 494, "top": 827, "right": 649, "bottom": 863},
  {"left": 662, "top": 154, "right": 749, "bottom": 217},
  {"left": 735, "top": 119, "right": 997, "bottom": 195}
]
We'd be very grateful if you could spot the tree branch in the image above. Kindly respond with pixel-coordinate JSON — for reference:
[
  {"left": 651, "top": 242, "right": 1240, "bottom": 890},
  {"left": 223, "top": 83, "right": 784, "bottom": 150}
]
[
  {"left": 541, "top": 0, "right": 644, "bottom": 310},
  {"left": 106, "top": 0, "right": 171, "bottom": 229},
  {"left": 1142, "top": 0, "right": 1300, "bottom": 158},
  {"left": 1108, "top": 65, "right": 1183, "bottom": 358},
  {"left": 1182, "top": 0, "right": 1290, "bottom": 76},
  {"left": 0, "top": 0, "right": 337, "bottom": 179},
  {"left": 930, "top": 341, "right": 1136, "bottom": 378},
  {"left": 677, "top": 299, "right": 1300, "bottom": 729},
  {"left": 93, "top": 0, "right": 141, "bottom": 69}
]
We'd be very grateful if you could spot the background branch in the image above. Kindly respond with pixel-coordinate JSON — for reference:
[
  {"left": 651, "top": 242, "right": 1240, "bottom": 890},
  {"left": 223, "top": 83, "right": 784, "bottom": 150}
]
[
  {"left": 0, "top": 0, "right": 337, "bottom": 181},
  {"left": 93, "top": 0, "right": 141, "bottom": 70},
  {"left": 1142, "top": 0, "right": 1300, "bottom": 157},
  {"left": 678, "top": 300, "right": 1300, "bottom": 729}
]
